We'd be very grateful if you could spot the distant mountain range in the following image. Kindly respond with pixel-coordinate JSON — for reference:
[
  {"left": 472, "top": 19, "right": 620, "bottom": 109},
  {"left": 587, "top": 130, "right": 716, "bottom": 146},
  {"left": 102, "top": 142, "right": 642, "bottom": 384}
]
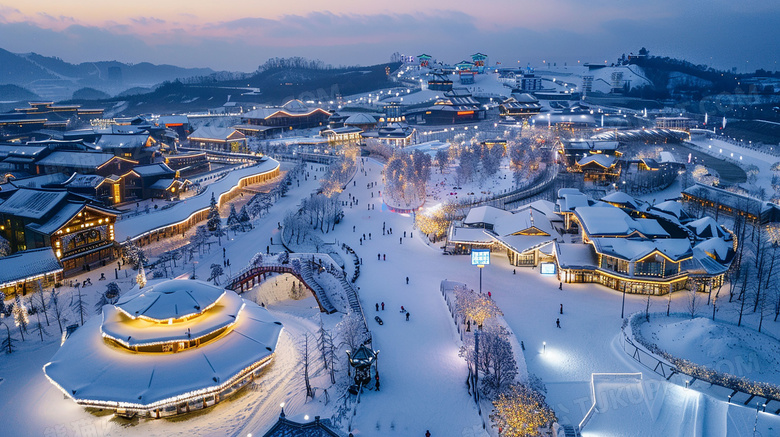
[{"left": 0, "top": 47, "right": 217, "bottom": 101}]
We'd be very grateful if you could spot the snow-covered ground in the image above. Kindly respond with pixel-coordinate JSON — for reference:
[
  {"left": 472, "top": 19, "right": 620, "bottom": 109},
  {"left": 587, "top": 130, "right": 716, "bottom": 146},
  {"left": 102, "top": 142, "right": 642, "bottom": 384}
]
[
  {"left": 638, "top": 316, "right": 780, "bottom": 386},
  {"left": 4, "top": 143, "right": 780, "bottom": 436}
]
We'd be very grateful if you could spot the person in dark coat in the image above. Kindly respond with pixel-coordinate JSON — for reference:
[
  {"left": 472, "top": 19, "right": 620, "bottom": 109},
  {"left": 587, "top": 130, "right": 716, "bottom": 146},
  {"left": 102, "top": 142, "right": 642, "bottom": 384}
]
[
  {"left": 559, "top": 282, "right": 562, "bottom": 290},
  {"left": 381, "top": 302, "right": 385, "bottom": 310},
  {"left": 376, "top": 303, "right": 379, "bottom": 311},
  {"left": 556, "top": 318, "right": 561, "bottom": 328},
  {"left": 560, "top": 304, "right": 563, "bottom": 314},
  {"left": 406, "top": 276, "right": 409, "bottom": 284},
  {"left": 406, "top": 312, "right": 410, "bottom": 321},
  {"left": 425, "top": 431, "right": 431, "bottom": 437}
]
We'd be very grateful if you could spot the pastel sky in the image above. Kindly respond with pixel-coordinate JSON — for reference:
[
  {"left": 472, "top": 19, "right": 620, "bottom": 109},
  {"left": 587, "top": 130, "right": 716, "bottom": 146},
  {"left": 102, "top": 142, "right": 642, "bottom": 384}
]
[{"left": 0, "top": 0, "right": 777, "bottom": 72}]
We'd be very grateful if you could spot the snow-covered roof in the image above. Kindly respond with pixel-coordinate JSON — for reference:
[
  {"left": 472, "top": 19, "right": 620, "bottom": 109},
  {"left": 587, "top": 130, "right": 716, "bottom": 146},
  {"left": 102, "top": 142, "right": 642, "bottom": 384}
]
[
  {"left": 7, "top": 173, "right": 69, "bottom": 189},
  {"left": 63, "top": 173, "right": 106, "bottom": 188},
  {"left": 0, "top": 247, "right": 62, "bottom": 288},
  {"left": 557, "top": 190, "right": 590, "bottom": 213},
  {"left": 651, "top": 200, "right": 689, "bottom": 220},
  {"left": 103, "top": 286, "right": 242, "bottom": 347},
  {"left": 44, "top": 279, "right": 283, "bottom": 409},
  {"left": 687, "top": 217, "right": 728, "bottom": 239},
  {"left": 132, "top": 163, "right": 176, "bottom": 178},
  {"left": 0, "top": 189, "right": 68, "bottom": 219},
  {"left": 95, "top": 134, "right": 150, "bottom": 149},
  {"left": 591, "top": 237, "right": 691, "bottom": 262},
  {"left": 601, "top": 191, "right": 640, "bottom": 209},
  {"left": 344, "top": 113, "right": 377, "bottom": 126},
  {"left": 578, "top": 154, "right": 616, "bottom": 168},
  {"left": 694, "top": 238, "right": 733, "bottom": 263},
  {"left": 26, "top": 201, "right": 85, "bottom": 235},
  {"left": 448, "top": 227, "right": 493, "bottom": 244},
  {"left": 149, "top": 179, "right": 177, "bottom": 190},
  {"left": 189, "top": 126, "right": 243, "bottom": 141},
  {"left": 555, "top": 242, "right": 598, "bottom": 270},
  {"left": 116, "top": 159, "right": 279, "bottom": 241},
  {"left": 115, "top": 279, "right": 226, "bottom": 321},
  {"left": 463, "top": 205, "right": 512, "bottom": 226},
  {"left": 35, "top": 151, "right": 116, "bottom": 169},
  {"left": 515, "top": 199, "right": 561, "bottom": 222},
  {"left": 493, "top": 208, "right": 557, "bottom": 238},
  {"left": 575, "top": 206, "right": 668, "bottom": 238},
  {"left": 493, "top": 234, "right": 556, "bottom": 255}
]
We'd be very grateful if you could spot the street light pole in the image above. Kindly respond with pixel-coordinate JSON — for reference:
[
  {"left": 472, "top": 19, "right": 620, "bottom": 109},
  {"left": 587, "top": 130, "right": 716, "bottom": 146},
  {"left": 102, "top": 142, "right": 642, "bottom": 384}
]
[{"left": 479, "top": 265, "right": 483, "bottom": 294}]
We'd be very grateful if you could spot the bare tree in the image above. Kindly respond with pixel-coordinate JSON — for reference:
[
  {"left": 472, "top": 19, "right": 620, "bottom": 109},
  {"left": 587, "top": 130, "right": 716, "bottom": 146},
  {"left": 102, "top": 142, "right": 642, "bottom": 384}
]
[
  {"left": 49, "top": 289, "right": 67, "bottom": 334},
  {"left": 33, "top": 285, "right": 50, "bottom": 327},
  {"left": 302, "top": 333, "right": 314, "bottom": 399},
  {"left": 70, "top": 286, "right": 89, "bottom": 326},
  {"left": 686, "top": 288, "right": 701, "bottom": 319}
]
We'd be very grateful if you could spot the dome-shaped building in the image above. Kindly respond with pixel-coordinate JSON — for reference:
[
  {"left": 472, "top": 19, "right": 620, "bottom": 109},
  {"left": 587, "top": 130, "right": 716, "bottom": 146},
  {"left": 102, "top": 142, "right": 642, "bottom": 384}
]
[{"left": 44, "top": 279, "right": 283, "bottom": 418}]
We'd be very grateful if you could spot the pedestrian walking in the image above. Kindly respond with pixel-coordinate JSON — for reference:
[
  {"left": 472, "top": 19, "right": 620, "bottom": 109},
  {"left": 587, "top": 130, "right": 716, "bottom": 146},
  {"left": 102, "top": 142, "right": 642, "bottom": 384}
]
[
  {"left": 404, "top": 231, "right": 407, "bottom": 238},
  {"left": 425, "top": 431, "right": 431, "bottom": 437},
  {"left": 369, "top": 233, "right": 372, "bottom": 239},
  {"left": 406, "top": 312, "right": 410, "bottom": 321},
  {"left": 559, "top": 282, "right": 562, "bottom": 290},
  {"left": 353, "top": 225, "right": 356, "bottom": 232},
  {"left": 488, "top": 291, "right": 491, "bottom": 299},
  {"left": 406, "top": 276, "right": 409, "bottom": 284},
  {"left": 378, "top": 253, "right": 381, "bottom": 261},
  {"left": 560, "top": 304, "right": 563, "bottom": 314},
  {"left": 383, "top": 254, "right": 386, "bottom": 261},
  {"left": 513, "top": 269, "right": 516, "bottom": 275},
  {"left": 381, "top": 302, "right": 385, "bottom": 310},
  {"left": 376, "top": 303, "right": 379, "bottom": 311},
  {"left": 556, "top": 318, "right": 561, "bottom": 328}
]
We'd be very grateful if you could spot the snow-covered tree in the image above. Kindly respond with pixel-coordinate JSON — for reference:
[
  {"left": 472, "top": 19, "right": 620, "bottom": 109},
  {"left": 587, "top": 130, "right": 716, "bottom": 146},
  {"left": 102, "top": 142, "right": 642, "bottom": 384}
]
[
  {"left": 302, "top": 333, "right": 314, "bottom": 399},
  {"left": 191, "top": 225, "right": 210, "bottom": 254},
  {"left": 227, "top": 204, "right": 241, "bottom": 235},
  {"left": 456, "top": 287, "right": 503, "bottom": 328},
  {"left": 208, "top": 263, "right": 224, "bottom": 285},
  {"left": 490, "top": 383, "right": 556, "bottom": 437},
  {"left": 12, "top": 294, "right": 29, "bottom": 340},
  {"left": 94, "top": 282, "right": 121, "bottom": 314},
  {"left": 435, "top": 149, "right": 449, "bottom": 173},
  {"left": 336, "top": 311, "right": 368, "bottom": 352},
  {"left": 238, "top": 205, "right": 252, "bottom": 230},
  {"left": 122, "top": 238, "right": 147, "bottom": 271},
  {"left": 478, "top": 324, "right": 518, "bottom": 397}
]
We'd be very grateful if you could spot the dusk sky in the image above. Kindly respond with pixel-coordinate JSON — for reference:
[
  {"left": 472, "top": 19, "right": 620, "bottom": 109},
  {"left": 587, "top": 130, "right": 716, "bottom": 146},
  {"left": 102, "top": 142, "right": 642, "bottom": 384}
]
[{"left": 0, "top": 0, "right": 777, "bottom": 72}]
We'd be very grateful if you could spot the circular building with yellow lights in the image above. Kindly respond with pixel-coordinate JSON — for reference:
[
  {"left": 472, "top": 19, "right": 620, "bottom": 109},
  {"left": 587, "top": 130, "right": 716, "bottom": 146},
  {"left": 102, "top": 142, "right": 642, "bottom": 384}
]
[{"left": 43, "top": 279, "right": 283, "bottom": 418}]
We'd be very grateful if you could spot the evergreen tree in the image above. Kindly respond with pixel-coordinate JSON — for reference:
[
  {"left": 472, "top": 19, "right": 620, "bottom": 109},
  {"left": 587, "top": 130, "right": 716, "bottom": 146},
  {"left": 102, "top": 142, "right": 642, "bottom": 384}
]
[
  {"left": 239, "top": 205, "right": 252, "bottom": 230},
  {"left": 94, "top": 282, "right": 121, "bottom": 314},
  {"left": 208, "top": 263, "right": 224, "bottom": 285},
  {"left": 207, "top": 193, "right": 221, "bottom": 231},
  {"left": 227, "top": 204, "right": 241, "bottom": 235}
]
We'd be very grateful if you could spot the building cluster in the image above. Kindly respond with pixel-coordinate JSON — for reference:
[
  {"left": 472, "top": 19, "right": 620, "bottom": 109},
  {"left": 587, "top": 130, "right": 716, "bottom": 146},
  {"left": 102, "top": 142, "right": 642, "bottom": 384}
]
[{"left": 448, "top": 189, "right": 736, "bottom": 295}]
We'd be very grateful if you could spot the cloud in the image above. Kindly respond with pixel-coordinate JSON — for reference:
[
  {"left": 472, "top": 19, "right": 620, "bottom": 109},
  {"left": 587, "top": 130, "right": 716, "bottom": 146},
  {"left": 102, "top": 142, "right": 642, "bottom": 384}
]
[{"left": 0, "top": 6, "right": 776, "bottom": 72}]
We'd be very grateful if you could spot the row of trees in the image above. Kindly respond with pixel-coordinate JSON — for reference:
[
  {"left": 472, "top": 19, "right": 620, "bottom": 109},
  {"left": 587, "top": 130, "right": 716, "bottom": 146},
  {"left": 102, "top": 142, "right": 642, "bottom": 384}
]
[
  {"left": 1, "top": 281, "right": 121, "bottom": 353},
  {"left": 453, "top": 286, "right": 556, "bottom": 436},
  {"left": 385, "top": 149, "right": 431, "bottom": 206}
]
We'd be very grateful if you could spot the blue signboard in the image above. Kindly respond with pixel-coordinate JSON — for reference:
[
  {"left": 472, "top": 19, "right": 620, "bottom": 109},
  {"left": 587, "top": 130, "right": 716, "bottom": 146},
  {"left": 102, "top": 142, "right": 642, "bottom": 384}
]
[
  {"left": 540, "top": 262, "right": 557, "bottom": 275},
  {"left": 471, "top": 249, "right": 490, "bottom": 266}
]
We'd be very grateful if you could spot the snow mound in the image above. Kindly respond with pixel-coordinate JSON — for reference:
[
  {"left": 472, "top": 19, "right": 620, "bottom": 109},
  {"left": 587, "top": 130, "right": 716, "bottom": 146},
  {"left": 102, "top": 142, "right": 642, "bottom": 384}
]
[{"left": 640, "top": 316, "right": 780, "bottom": 386}]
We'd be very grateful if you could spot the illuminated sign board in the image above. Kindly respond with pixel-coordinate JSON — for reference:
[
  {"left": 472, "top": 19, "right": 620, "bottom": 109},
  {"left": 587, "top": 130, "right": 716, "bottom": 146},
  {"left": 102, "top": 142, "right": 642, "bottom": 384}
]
[
  {"left": 471, "top": 249, "right": 490, "bottom": 266},
  {"left": 540, "top": 262, "right": 556, "bottom": 275}
]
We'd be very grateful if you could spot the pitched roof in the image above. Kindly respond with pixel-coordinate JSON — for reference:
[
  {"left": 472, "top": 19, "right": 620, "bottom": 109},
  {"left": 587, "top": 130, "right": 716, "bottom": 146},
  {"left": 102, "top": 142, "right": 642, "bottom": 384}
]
[
  {"left": 602, "top": 191, "right": 640, "bottom": 209},
  {"left": 578, "top": 154, "right": 616, "bottom": 168},
  {"left": 36, "top": 151, "right": 116, "bottom": 169},
  {"left": 591, "top": 237, "right": 691, "bottom": 262},
  {"left": 463, "top": 205, "right": 512, "bottom": 226},
  {"left": 26, "top": 201, "right": 87, "bottom": 235},
  {"left": 189, "top": 126, "right": 244, "bottom": 141},
  {"left": 687, "top": 217, "right": 728, "bottom": 239},
  {"left": 132, "top": 163, "right": 176, "bottom": 177},
  {"left": 95, "top": 134, "right": 150, "bottom": 149},
  {"left": 0, "top": 189, "right": 68, "bottom": 219},
  {"left": 0, "top": 247, "right": 62, "bottom": 288}
]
